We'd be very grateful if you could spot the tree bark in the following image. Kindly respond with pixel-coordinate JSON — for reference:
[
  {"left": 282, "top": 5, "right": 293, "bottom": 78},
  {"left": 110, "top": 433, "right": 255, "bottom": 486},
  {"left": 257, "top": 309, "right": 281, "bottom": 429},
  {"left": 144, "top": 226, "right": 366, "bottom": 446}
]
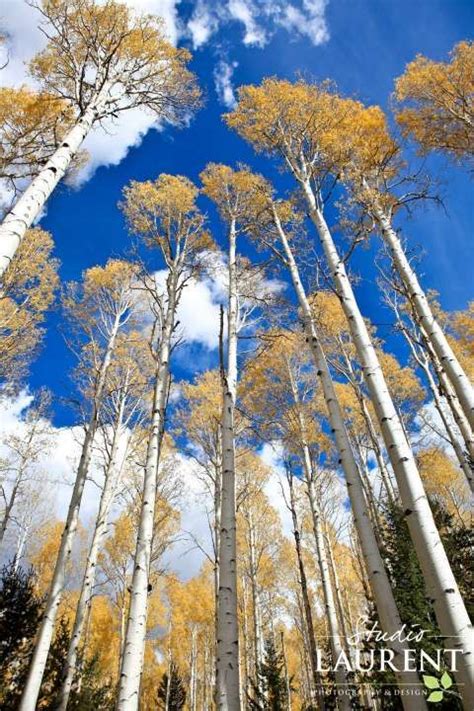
[
  {"left": 19, "top": 311, "right": 121, "bottom": 711},
  {"left": 301, "top": 183, "right": 473, "bottom": 704},
  {"left": 57, "top": 403, "right": 129, "bottom": 711},
  {"left": 271, "top": 205, "right": 428, "bottom": 709},
  {"left": 216, "top": 218, "right": 242, "bottom": 710},
  {"left": 287, "top": 473, "right": 326, "bottom": 710},
  {"left": 374, "top": 204, "right": 474, "bottom": 430},
  {"left": 0, "top": 91, "right": 108, "bottom": 279},
  {"left": 116, "top": 274, "right": 177, "bottom": 710}
]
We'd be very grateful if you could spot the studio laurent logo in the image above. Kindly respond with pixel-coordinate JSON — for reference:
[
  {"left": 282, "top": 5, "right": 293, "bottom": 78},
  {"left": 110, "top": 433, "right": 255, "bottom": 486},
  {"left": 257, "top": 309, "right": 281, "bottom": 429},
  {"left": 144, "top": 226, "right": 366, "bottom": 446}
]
[{"left": 314, "top": 617, "right": 464, "bottom": 702}]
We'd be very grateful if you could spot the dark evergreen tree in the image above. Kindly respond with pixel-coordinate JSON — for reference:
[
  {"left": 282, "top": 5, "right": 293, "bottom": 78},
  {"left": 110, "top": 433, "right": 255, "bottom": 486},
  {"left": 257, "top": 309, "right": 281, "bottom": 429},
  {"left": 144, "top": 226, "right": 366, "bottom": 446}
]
[
  {"left": 157, "top": 661, "right": 186, "bottom": 710},
  {"left": 0, "top": 563, "right": 43, "bottom": 708},
  {"left": 361, "top": 500, "right": 466, "bottom": 709},
  {"left": 249, "top": 638, "right": 289, "bottom": 710}
]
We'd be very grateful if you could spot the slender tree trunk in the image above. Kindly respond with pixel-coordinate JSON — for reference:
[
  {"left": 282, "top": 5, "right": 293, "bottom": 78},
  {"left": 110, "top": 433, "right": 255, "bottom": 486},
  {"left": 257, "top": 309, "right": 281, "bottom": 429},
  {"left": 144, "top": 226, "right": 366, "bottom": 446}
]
[
  {"left": 0, "top": 478, "right": 21, "bottom": 544},
  {"left": 190, "top": 627, "right": 198, "bottom": 711},
  {"left": 116, "top": 276, "right": 177, "bottom": 710},
  {"left": 302, "top": 450, "right": 351, "bottom": 711},
  {"left": 247, "top": 512, "right": 264, "bottom": 699},
  {"left": 216, "top": 218, "right": 242, "bottom": 710},
  {"left": 301, "top": 184, "right": 473, "bottom": 703},
  {"left": 400, "top": 320, "right": 473, "bottom": 491},
  {"left": 271, "top": 205, "right": 428, "bottom": 709},
  {"left": 373, "top": 204, "right": 474, "bottom": 429},
  {"left": 287, "top": 473, "right": 326, "bottom": 711},
  {"left": 418, "top": 321, "right": 474, "bottom": 466},
  {"left": 19, "top": 312, "right": 121, "bottom": 711},
  {"left": 0, "top": 88, "right": 110, "bottom": 279},
  {"left": 241, "top": 577, "right": 251, "bottom": 707},
  {"left": 57, "top": 404, "right": 129, "bottom": 711},
  {"left": 0, "top": 425, "right": 37, "bottom": 546},
  {"left": 280, "top": 631, "right": 292, "bottom": 711},
  {"left": 323, "top": 527, "right": 352, "bottom": 659}
]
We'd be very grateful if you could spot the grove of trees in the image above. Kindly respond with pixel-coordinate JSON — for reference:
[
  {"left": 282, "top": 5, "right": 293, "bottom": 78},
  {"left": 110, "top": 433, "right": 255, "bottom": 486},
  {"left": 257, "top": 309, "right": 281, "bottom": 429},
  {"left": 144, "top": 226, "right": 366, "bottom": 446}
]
[{"left": 0, "top": 2, "right": 472, "bottom": 710}]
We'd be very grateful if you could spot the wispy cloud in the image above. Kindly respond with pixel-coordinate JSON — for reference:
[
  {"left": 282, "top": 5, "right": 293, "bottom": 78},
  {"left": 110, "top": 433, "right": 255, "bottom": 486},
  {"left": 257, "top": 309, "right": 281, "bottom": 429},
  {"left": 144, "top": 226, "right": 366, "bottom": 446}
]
[
  {"left": 187, "top": 0, "right": 330, "bottom": 50},
  {"left": 213, "top": 59, "right": 239, "bottom": 108}
]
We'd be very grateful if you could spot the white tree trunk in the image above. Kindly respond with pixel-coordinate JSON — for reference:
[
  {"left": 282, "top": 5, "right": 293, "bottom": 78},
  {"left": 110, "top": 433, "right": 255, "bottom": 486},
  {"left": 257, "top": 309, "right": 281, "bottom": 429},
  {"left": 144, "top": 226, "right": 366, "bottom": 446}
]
[
  {"left": 375, "top": 205, "right": 474, "bottom": 430},
  {"left": 287, "top": 473, "right": 325, "bottom": 708},
  {"left": 248, "top": 512, "right": 264, "bottom": 695},
  {"left": 272, "top": 206, "right": 428, "bottom": 709},
  {"left": 57, "top": 408, "right": 129, "bottom": 711},
  {"left": 302, "top": 447, "right": 352, "bottom": 711},
  {"left": 401, "top": 321, "right": 473, "bottom": 491},
  {"left": 216, "top": 218, "right": 242, "bottom": 710},
  {"left": 301, "top": 185, "right": 474, "bottom": 704},
  {"left": 0, "top": 97, "right": 104, "bottom": 278},
  {"left": 19, "top": 313, "right": 121, "bottom": 711},
  {"left": 116, "top": 293, "right": 175, "bottom": 709},
  {"left": 419, "top": 322, "right": 474, "bottom": 465}
]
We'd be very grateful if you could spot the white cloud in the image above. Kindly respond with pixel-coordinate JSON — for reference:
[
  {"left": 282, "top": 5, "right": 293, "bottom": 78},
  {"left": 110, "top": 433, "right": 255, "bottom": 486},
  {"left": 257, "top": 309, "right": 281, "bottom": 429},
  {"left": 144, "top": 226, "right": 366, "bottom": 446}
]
[
  {"left": 228, "top": 0, "right": 267, "bottom": 47},
  {"left": 0, "top": 0, "right": 181, "bottom": 186},
  {"left": 187, "top": 0, "right": 221, "bottom": 49},
  {"left": 186, "top": 0, "right": 330, "bottom": 50},
  {"left": 213, "top": 59, "right": 239, "bottom": 109}
]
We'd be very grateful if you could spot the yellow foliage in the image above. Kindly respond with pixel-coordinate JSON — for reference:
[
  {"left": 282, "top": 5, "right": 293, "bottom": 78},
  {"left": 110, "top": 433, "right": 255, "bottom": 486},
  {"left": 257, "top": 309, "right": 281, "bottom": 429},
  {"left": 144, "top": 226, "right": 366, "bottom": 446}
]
[
  {"left": 0, "top": 87, "right": 78, "bottom": 185},
  {"left": 395, "top": 41, "right": 474, "bottom": 162},
  {"left": 200, "top": 162, "right": 270, "bottom": 225},
  {"left": 0, "top": 228, "right": 59, "bottom": 388},
  {"left": 121, "top": 174, "right": 213, "bottom": 262},
  {"left": 29, "top": 0, "right": 200, "bottom": 122},
  {"left": 226, "top": 78, "right": 368, "bottom": 179},
  {"left": 417, "top": 447, "right": 471, "bottom": 523}
]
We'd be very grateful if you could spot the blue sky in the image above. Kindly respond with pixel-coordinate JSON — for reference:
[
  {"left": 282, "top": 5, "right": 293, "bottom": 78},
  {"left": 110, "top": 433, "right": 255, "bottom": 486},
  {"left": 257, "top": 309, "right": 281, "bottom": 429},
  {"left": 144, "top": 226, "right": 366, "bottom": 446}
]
[{"left": 3, "top": 0, "right": 473, "bottom": 427}]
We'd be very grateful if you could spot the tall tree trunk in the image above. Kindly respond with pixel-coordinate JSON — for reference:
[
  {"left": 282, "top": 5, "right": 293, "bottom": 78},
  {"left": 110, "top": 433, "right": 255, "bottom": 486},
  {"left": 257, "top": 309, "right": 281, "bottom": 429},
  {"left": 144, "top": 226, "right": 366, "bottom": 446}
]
[
  {"left": 0, "top": 477, "right": 21, "bottom": 545},
  {"left": 19, "top": 311, "right": 121, "bottom": 711},
  {"left": 301, "top": 184, "right": 473, "bottom": 702},
  {"left": 280, "top": 631, "right": 292, "bottom": 711},
  {"left": 287, "top": 472, "right": 326, "bottom": 711},
  {"left": 271, "top": 205, "right": 427, "bottom": 709},
  {"left": 57, "top": 402, "right": 129, "bottom": 711},
  {"left": 216, "top": 218, "right": 242, "bottom": 710},
  {"left": 247, "top": 511, "right": 264, "bottom": 699},
  {"left": 323, "top": 526, "right": 352, "bottom": 659},
  {"left": 373, "top": 204, "right": 474, "bottom": 429},
  {"left": 116, "top": 275, "right": 177, "bottom": 710},
  {"left": 302, "top": 448, "right": 351, "bottom": 711},
  {"left": 417, "top": 319, "right": 474, "bottom": 466},
  {"left": 399, "top": 318, "right": 473, "bottom": 491},
  {"left": 0, "top": 88, "right": 110, "bottom": 279},
  {"left": 0, "top": 423, "right": 37, "bottom": 546}
]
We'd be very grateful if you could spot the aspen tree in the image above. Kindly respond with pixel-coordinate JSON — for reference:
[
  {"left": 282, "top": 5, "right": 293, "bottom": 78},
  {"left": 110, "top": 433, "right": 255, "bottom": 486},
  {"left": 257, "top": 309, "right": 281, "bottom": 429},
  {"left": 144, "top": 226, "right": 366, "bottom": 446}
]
[
  {"left": 0, "top": 227, "right": 58, "bottom": 389},
  {"left": 175, "top": 370, "right": 224, "bottom": 643},
  {"left": 227, "top": 84, "right": 473, "bottom": 702},
  {"left": 19, "top": 259, "right": 136, "bottom": 711},
  {"left": 341, "top": 104, "right": 474, "bottom": 430},
  {"left": 243, "top": 329, "right": 424, "bottom": 707},
  {"left": 382, "top": 284, "right": 473, "bottom": 491},
  {"left": 0, "top": 87, "right": 78, "bottom": 196},
  {"left": 0, "top": 0, "right": 200, "bottom": 278},
  {"left": 57, "top": 336, "right": 153, "bottom": 710},
  {"left": 243, "top": 197, "right": 427, "bottom": 705},
  {"left": 0, "top": 390, "right": 53, "bottom": 546},
  {"left": 117, "top": 174, "right": 211, "bottom": 709},
  {"left": 284, "top": 466, "right": 326, "bottom": 707},
  {"left": 394, "top": 41, "right": 474, "bottom": 163},
  {"left": 201, "top": 163, "right": 271, "bottom": 710}
]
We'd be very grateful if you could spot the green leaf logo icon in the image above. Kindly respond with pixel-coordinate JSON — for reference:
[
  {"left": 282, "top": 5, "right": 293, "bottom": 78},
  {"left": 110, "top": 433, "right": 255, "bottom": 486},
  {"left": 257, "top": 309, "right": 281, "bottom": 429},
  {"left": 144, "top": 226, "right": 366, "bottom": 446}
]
[
  {"left": 427, "top": 691, "right": 443, "bottom": 703},
  {"left": 423, "top": 672, "right": 454, "bottom": 703},
  {"left": 440, "top": 671, "right": 453, "bottom": 690}
]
